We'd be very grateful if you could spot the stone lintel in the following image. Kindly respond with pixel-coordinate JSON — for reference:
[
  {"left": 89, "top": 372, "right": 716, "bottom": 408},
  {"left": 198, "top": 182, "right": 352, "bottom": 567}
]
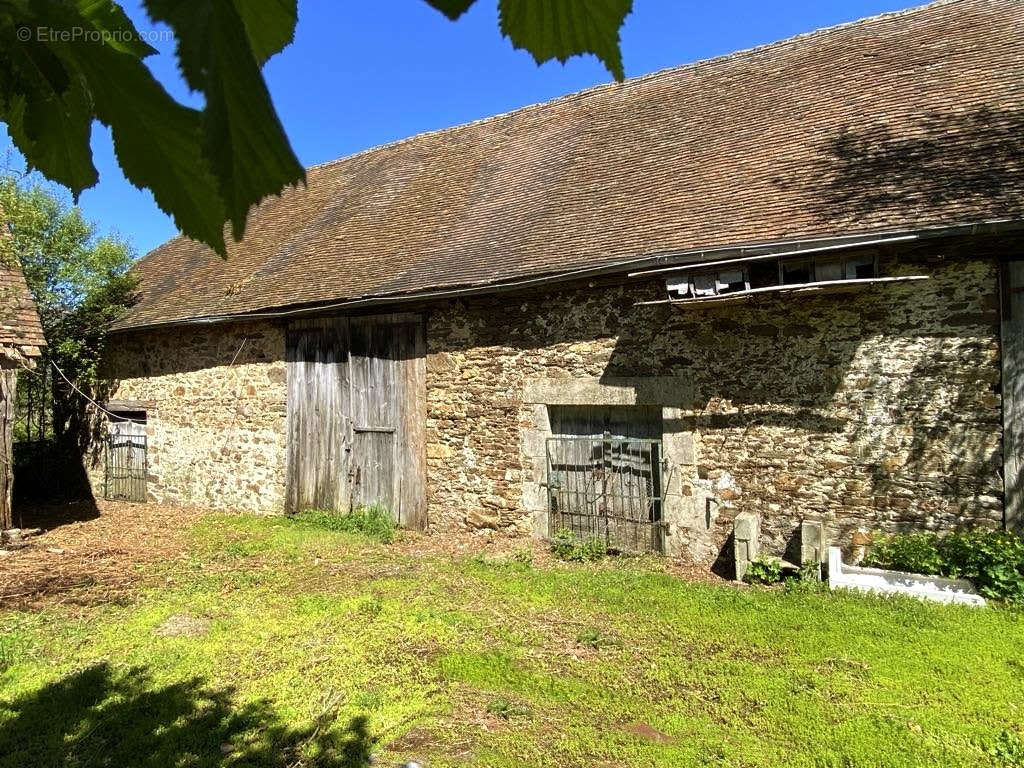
[{"left": 523, "top": 376, "right": 694, "bottom": 406}]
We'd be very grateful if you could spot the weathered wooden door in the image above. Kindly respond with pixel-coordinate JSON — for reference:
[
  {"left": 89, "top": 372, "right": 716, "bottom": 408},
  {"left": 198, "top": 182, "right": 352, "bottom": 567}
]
[
  {"left": 286, "top": 314, "right": 426, "bottom": 529},
  {"left": 1002, "top": 261, "right": 1024, "bottom": 532}
]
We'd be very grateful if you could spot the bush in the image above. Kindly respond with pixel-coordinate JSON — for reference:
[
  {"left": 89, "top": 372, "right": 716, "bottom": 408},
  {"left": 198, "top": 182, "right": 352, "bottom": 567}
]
[
  {"left": 292, "top": 505, "right": 396, "bottom": 543},
  {"left": 550, "top": 528, "right": 607, "bottom": 562},
  {"left": 743, "top": 556, "right": 782, "bottom": 585},
  {"left": 863, "top": 529, "right": 1024, "bottom": 604},
  {"left": 861, "top": 532, "right": 945, "bottom": 576},
  {"left": 944, "top": 530, "right": 1024, "bottom": 604}
]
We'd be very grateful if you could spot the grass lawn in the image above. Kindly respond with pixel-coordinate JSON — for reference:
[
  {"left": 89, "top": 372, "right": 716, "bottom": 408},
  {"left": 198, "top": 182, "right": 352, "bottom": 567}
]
[{"left": 2, "top": 512, "right": 1023, "bottom": 767}]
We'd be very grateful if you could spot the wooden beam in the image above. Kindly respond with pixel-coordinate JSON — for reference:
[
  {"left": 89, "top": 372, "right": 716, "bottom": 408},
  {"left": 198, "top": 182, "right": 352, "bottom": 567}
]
[
  {"left": 635, "top": 275, "right": 930, "bottom": 307},
  {"left": 0, "top": 366, "right": 16, "bottom": 530},
  {"left": 1002, "top": 261, "right": 1024, "bottom": 532}
]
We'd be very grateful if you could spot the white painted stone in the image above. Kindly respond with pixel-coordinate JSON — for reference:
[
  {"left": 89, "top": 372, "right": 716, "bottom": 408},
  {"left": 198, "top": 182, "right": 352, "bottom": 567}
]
[{"left": 827, "top": 547, "right": 986, "bottom": 606}]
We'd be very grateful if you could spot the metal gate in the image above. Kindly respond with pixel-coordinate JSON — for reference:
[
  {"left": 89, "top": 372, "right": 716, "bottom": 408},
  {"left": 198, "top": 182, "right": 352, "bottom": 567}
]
[
  {"left": 546, "top": 435, "right": 665, "bottom": 553},
  {"left": 105, "top": 433, "right": 147, "bottom": 502}
]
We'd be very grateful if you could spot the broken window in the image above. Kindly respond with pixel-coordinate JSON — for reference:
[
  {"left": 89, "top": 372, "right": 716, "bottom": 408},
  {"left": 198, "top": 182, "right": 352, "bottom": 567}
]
[
  {"left": 716, "top": 269, "right": 748, "bottom": 294},
  {"left": 845, "top": 255, "right": 877, "bottom": 279},
  {"left": 661, "top": 248, "right": 886, "bottom": 303},
  {"left": 781, "top": 258, "right": 812, "bottom": 285}
]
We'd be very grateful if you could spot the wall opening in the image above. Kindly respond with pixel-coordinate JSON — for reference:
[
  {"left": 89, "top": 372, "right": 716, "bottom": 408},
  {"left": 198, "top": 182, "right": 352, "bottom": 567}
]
[
  {"left": 545, "top": 405, "right": 665, "bottom": 553},
  {"left": 105, "top": 409, "right": 148, "bottom": 503}
]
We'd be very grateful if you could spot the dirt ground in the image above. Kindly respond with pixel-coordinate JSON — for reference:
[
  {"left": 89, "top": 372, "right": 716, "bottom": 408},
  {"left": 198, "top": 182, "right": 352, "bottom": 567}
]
[
  {"left": 0, "top": 501, "right": 205, "bottom": 610},
  {"left": 0, "top": 501, "right": 719, "bottom": 610}
]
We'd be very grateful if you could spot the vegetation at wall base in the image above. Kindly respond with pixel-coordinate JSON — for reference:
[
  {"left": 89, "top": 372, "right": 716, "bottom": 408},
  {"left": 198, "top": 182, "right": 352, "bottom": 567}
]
[
  {"left": 292, "top": 506, "right": 396, "bottom": 544},
  {"left": 863, "top": 529, "right": 1024, "bottom": 604},
  {"left": 743, "top": 556, "right": 783, "bottom": 586},
  {"left": 550, "top": 528, "right": 608, "bottom": 562}
]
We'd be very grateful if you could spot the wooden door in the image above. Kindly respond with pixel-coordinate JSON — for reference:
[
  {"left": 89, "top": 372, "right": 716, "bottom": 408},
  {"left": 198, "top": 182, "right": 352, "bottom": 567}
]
[
  {"left": 285, "top": 319, "right": 352, "bottom": 513},
  {"left": 286, "top": 314, "right": 426, "bottom": 529},
  {"left": 1002, "top": 262, "right": 1024, "bottom": 532}
]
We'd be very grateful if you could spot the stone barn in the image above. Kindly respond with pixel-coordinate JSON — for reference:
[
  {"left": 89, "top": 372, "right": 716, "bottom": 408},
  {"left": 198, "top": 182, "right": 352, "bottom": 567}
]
[
  {"left": 0, "top": 257, "right": 44, "bottom": 529},
  {"left": 95, "top": 0, "right": 1024, "bottom": 567}
]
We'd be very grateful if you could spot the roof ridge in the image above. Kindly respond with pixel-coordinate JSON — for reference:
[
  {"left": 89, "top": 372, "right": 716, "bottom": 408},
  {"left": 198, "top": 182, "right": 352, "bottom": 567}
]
[{"left": 305, "top": 0, "right": 964, "bottom": 175}]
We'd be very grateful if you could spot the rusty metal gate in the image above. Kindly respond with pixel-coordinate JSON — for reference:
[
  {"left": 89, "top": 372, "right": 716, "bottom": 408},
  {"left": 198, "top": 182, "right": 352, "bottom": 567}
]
[
  {"left": 105, "top": 432, "right": 147, "bottom": 502},
  {"left": 546, "top": 434, "right": 665, "bottom": 553}
]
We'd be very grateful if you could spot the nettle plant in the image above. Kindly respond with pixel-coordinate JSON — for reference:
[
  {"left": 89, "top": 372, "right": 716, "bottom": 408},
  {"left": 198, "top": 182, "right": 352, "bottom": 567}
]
[
  {"left": 550, "top": 528, "right": 607, "bottom": 562},
  {"left": 864, "top": 529, "right": 1024, "bottom": 604}
]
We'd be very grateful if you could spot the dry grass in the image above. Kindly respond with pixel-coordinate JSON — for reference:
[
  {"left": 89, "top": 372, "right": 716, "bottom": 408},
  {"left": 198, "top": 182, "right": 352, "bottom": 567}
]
[{"left": 0, "top": 501, "right": 205, "bottom": 609}]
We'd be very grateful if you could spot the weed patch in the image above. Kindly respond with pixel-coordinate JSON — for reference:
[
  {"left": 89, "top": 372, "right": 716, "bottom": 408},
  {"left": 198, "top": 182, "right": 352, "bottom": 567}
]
[
  {"left": 550, "top": 528, "right": 606, "bottom": 562},
  {"left": 864, "top": 529, "right": 1024, "bottom": 603},
  {"left": 292, "top": 505, "right": 396, "bottom": 544}
]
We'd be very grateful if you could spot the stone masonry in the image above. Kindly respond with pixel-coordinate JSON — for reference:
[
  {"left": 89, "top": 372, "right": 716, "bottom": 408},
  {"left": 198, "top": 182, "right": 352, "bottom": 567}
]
[
  {"left": 424, "top": 250, "right": 1003, "bottom": 565},
  {"left": 91, "top": 322, "right": 287, "bottom": 510},
  {"left": 97, "top": 247, "right": 1004, "bottom": 567}
]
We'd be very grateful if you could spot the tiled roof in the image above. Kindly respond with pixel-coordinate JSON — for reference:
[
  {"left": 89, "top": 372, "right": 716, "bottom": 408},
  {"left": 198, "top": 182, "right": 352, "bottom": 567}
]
[
  {"left": 114, "top": 0, "right": 1024, "bottom": 331},
  {"left": 0, "top": 258, "right": 44, "bottom": 356}
]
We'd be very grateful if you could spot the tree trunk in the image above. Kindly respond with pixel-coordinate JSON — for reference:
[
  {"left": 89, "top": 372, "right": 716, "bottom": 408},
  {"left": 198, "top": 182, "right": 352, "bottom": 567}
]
[{"left": 0, "top": 365, "right": 16, "bottom": 530}]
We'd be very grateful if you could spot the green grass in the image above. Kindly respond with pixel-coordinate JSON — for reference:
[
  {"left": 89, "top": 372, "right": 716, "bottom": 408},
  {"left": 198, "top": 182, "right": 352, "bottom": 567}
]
[{"left": 2, "top": 513, "right": 1024, "bottom": 767}]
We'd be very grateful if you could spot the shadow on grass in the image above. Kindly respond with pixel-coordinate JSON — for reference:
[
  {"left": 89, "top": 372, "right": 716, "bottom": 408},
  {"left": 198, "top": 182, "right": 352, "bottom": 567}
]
[{"left": 0, "top": 663, "right": 374, "bottom": 767}]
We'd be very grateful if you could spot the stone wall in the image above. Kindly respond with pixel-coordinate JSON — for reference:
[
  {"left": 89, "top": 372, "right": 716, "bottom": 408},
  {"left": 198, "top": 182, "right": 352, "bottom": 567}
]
[
  {"left": 424, "top": 249, "right": 1004, "bottom": 565},
  {"left": 97, "top": 245, "right": 1006, "bottom": 567},
  {"left": 91, "top": 321, "right": 287, "bottom": 511}
]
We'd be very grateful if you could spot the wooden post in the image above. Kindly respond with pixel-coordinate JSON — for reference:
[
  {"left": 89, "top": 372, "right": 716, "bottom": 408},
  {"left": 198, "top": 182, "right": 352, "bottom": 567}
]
[
  {"left": 0, "top": 365, "right": 16, "bottom": 530},
  {"left": 1002, "top": 262, "right": 1024, "bottom": 532}
]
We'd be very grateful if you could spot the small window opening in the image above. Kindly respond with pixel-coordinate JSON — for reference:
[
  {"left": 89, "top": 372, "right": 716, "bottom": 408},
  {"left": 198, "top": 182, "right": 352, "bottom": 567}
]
[
  {"left": 748, "top": 261, "right": 778, "bottom": 289},
  {"left": 716, "top": 269, "right": 748, "bottom": 294},
  {"left": 691, "top": 272, "right": 717, "bottom": 298},
  {"left": 814, "top": 257, "right": 843, "bottom": 282},
  {"left": 781, "top": 259, "right": 812, "bottom": 285},
  {"left": 845, "top": 255, "right": 877, "bottom": 279}
]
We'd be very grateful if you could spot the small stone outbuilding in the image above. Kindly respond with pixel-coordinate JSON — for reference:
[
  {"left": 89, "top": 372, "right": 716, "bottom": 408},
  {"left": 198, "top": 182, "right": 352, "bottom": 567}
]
[{"left": 95, "top": 0, "right": 1024, "bottom": 567}]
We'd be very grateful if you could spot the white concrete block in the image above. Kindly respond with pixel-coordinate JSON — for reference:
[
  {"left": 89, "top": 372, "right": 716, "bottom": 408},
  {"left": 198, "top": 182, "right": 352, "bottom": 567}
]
[{"left": 827, "top": 547, "right": 986, "bottom": 606}]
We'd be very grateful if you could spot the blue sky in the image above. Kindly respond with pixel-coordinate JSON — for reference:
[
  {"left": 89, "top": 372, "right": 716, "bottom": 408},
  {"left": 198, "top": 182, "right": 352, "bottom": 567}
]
[{"left": 2, "top": 0, "right": 923, "bottom": 257}]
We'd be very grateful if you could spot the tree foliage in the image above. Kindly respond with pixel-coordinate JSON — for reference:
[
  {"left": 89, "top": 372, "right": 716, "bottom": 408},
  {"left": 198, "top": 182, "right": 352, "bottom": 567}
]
[
  {"left": 0, "top": 1, "right": 633, "bottom": 257},
  {"left": 0, "top": 173, "right": 136, "bottom": 447}
]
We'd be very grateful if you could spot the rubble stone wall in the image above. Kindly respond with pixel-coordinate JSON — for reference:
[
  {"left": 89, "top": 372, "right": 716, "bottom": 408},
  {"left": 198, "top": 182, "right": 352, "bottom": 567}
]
[
  {"left": 424, "top": 251, "right": 1003, "bottom": 564},
  {"left": 98, "top": 248, "right": 1004, "bottom": 565},
  {"left": 90, "top": 322, "right": 287, "bottom": 511}
]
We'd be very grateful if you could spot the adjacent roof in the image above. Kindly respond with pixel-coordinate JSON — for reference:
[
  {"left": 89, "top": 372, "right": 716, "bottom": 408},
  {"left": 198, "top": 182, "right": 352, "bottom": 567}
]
[
  {"left": 0, "top": 258, "right": 44, "bottom": 357},
  {"left": 115, "top": 0, "right": 1024, "bottom": 331}
]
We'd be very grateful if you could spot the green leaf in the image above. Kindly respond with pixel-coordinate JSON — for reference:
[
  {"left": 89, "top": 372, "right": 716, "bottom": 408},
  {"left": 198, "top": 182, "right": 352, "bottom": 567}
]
[
  {"left": 233, "top": 0, "right": 297, "bottom": 63},
  {"left": 498, "top": 0, "right": 632, "bottom": 80},
  {"left": 144, "top": 0, "right": 304, "bottom": 242},
  {"left": 75, "top": 0, "right": 157, "bottom": 58},
  {"left": 47, "top": 38, "right": 230, "bottom": 255},
  {"left": 0, "top": 26, "right": 98, "bottom": 195},
  {"left": 423, "top": 0, "right": 479, "bottom": 21}
]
